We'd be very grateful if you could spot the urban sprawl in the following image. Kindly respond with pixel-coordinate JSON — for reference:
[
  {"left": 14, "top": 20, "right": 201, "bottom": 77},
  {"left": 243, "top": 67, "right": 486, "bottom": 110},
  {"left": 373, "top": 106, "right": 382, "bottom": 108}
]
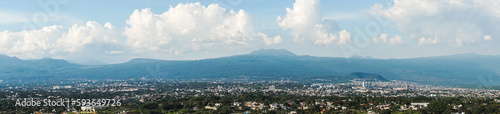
[{"left": 1, "top": 78, "right": 500, "bottom": 113}]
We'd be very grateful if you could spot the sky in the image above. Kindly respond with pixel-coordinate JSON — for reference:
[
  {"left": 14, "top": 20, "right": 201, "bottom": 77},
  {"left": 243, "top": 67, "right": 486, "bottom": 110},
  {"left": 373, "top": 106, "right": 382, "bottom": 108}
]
[{"left": 0, "top": 0, "right": 499, "bottom": 64}]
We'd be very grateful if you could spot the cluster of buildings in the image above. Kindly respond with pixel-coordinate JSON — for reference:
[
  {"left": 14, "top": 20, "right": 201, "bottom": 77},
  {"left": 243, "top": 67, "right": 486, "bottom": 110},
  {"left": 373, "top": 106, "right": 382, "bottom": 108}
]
[{"left": 1, "top": 78, "right": 500, "bottom": 113}]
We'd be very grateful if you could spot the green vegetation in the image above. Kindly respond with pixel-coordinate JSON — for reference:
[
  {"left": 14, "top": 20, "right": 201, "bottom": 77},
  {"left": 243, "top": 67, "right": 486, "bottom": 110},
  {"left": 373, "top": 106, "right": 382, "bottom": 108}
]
[
  {"left": 95, "top": 94, "right": 500, "bottom": 113},
  {"left": 1, "top": 49, "right": 500, "bottom": 86},
  {"left": 344, "top": 72, "right": 388, "bottom": 81}
]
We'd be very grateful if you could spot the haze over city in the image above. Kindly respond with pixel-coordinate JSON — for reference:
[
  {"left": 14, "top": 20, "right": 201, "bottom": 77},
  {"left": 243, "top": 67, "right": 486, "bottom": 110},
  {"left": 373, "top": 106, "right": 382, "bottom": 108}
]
[
  {"left": 3, "top": 0, "right": 500, "bottom": 113},
  {"left": 1, "top": 0, "right": 499, "bottom": 64}
]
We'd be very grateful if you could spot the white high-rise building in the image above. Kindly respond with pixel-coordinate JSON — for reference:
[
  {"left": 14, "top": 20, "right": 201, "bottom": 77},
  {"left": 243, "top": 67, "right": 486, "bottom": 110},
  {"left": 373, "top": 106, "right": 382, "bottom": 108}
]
[
  {"left": 269, "top": 85, "right": 276, "bottom": 91},
  {"left": 362, "top": 82, "right": 372, "bottom": 89}
]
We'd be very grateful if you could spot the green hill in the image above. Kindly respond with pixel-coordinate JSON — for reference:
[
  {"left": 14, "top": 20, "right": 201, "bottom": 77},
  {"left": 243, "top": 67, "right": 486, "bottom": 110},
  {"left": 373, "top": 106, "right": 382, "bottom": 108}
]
[
  {"left": 344, "top": 72, "right": 388, "bottom": 81},
  {"left": 1, "top": 49, "right": 500, "bottom": 86}
]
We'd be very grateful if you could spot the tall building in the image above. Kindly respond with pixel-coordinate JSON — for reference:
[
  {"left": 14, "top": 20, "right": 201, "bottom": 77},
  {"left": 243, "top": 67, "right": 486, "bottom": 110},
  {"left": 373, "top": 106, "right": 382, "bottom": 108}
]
[
  {"left": 362, "top": 82, "right": 372, "bottom": 89},
  {"left": 269, "top": 85, "right": 276, "bottom": 91},
  {"left": 406, "top": 84, "right": 410, "bottom": 90}
]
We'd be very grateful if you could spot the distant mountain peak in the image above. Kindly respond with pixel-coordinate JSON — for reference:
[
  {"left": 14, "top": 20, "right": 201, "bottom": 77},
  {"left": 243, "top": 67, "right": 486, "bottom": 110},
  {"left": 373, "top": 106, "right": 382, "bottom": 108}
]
[
  {"left": 126, "top": 58, "right": 161, "bottom": 63},
  {"left": 456, "top": 52, "right": 483, "bottom": 57},
  {"left": 248, "top": 49, "right": 296, "bottom": 56},
  {"left": 344, "top": 72, "right": 388, "bottom": 81},
  {"left": 41, "top": 57, "right": 53, "bottom": 60},
  {"left": 0, "top": 54, "right": 21, "bottom": 61},
  {"left": 351, "top": 55, "right": 375, "bottom": 59},
  {"left": 68, "top": 60, "right": 107, "bottom": 65}
]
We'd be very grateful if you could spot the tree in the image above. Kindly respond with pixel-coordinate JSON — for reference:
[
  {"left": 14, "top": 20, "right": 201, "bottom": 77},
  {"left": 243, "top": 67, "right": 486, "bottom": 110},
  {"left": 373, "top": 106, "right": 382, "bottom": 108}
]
[{"left": 428, "top": 100, "right": 451, "bottom": 114}]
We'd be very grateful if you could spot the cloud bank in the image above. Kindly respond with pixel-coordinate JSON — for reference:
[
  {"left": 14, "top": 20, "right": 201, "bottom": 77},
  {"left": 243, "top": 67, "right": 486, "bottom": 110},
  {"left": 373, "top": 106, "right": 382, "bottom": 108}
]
[
  {"left": 124, "top": 3, "right": 281, "bottom": 54},
  {"left": 277, "top": 0, "right": 350, "bottom": 46},
  {"left": 0, "top": 2, "right": 280, "bottom": 63},
  {"left": 371, "top": 0, "right": 500, "bottom": 46},
  {"left": 0, "top": 21, "right": 121, "bottom": 60},
  {"left": 372, "top": 34, "right": 405, "bottom": 45}
]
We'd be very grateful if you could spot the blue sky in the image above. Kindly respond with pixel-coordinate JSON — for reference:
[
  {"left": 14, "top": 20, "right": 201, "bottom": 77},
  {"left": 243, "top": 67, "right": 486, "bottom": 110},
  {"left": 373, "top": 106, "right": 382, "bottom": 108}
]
[{"left": 0, "top": 0, "right": 498, "bottom": 64}]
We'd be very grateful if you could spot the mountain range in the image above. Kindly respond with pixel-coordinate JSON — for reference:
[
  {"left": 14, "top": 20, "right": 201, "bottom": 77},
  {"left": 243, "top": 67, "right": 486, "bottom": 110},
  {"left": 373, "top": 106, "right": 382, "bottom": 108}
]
[
  {"left": 1, "top": 49, "right": 499, "bottom": 87},
  {"left": 344, "top": 72, "right": 388, "bottom": 81}
]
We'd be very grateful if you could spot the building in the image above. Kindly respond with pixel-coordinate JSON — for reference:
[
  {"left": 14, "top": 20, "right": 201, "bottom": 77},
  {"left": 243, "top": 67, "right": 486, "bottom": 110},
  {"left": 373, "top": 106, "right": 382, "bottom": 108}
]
[
  {"left": 269, "top": 85, "right": 276, "bottom": 91},
  {"left": 410, "top": 103, "right": 429, "bottom": 109},
  {"left": 81, "top": 106, "right": 108, "bottom": 112},
  {"left": 362, "top": 82, "right": 372, "bottom": 89},
  {"left": 205, "top": 103, "right": 222, "bottom": 110},
  {"left": 53, "top": 86, "right": 72, "bottom": 89}
]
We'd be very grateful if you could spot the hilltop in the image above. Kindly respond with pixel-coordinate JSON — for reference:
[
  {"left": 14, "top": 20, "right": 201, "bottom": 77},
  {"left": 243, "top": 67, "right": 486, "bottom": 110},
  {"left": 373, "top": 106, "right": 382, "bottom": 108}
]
[
  {"left": 0, "top": 49, "right": 499, "bottom": 86},
  {"left": 344, "top": 72, "right": 388, "bottom": 81}
]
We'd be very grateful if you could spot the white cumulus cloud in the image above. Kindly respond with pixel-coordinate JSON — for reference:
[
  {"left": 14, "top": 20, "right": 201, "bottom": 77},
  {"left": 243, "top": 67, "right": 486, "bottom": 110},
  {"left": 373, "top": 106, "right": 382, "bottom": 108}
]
[
  {"left": 372, "top": 33, "right": 388, "bottom": 43},
  {"left": 0, "top": 25, "right": 65, "bottom": 58},
  {"left": 258, "top": 33, "right": 283, "bottom": 46},
  {"left": 372, "top": 34, "right": 404, "bottom": 45},
  {"left": 124, "top": 3, "right": 280, "bottom": 54},
  {"left": 277, "top": 0, "right": 350, "bottom": 46},
  {"left": 59, "top": 21, "right": 122, "bottom": 53},
  {"left": 1, "top": 3, "right": 282, "bottom": 63},
  {"left": 389, "top": 35, "right": 405, "bottom": 45},
  {"left": 0, "top": 21, "right": 124, "bottom": 62},
  {"left": 418, "top": 37, "right": 438, "bottom": 46},
  {"left": 484, "top": 35, "right": 492, "bottom": 41},
  {"left": 371, "top": 0, "right": 500, "bottom": 46},
  {"left": 337, "top": 30, "right": 351, "bottom": 45}
]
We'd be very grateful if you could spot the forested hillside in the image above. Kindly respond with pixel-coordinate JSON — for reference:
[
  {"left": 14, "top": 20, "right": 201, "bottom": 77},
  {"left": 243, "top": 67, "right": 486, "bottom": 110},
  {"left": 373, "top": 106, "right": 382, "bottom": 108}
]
[{"left": 1, "top": 49, "right": 499, "bottom": 86}]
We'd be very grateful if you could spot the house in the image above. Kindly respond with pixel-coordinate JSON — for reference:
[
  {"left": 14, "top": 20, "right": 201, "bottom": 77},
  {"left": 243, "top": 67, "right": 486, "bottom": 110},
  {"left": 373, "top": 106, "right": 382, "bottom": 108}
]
[
  {"left": 376, "top": 104, "right": 390, "bottom": 110},
  {"left": 341, "top": 106, "right": 348, "bottom": 110},
  {"left": 205, "top": 103, "right": 222, "bottom": 110},
  {"left": 205, "top": 105, "right": 218, "bottom": 110},
  {"left": 411, "top": 103, "right": 429, "bottom": 109},
  {"left": 81, "top": 106, "right": 108, "bottom": 112},
  {"left": 233, "top": 102, "right": 241, "bottom": 107}
]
